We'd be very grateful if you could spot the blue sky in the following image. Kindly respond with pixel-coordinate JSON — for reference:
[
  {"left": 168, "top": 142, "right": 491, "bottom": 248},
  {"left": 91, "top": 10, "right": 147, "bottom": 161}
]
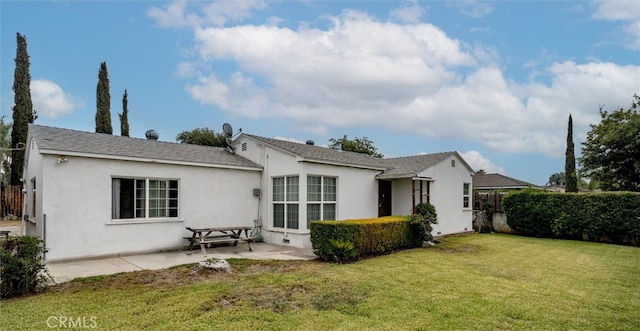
[{"left": 1, "top": 0, "right": 639, "bottom": 186}]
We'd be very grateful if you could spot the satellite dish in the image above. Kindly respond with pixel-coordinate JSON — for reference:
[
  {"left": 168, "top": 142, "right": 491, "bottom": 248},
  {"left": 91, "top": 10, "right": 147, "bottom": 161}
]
[
  {"left": 222, "top": 123, "right": 233, "bottom": 138},
  {"left": 222, "top": 123, "right": 236, "bottom": 154}
]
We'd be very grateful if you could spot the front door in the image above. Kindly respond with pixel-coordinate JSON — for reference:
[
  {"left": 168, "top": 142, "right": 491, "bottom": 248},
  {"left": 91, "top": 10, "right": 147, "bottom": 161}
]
[{"left": 378, "top": 181, "right": 392, "bottom": 217}]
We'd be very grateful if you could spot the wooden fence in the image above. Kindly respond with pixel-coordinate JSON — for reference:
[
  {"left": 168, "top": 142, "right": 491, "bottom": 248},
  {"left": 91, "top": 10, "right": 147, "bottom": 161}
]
[
  {"left": 473, "top": 192, "right": 504, "bottom": 213},
  {"left": 1, "top": 185, "right": 23, "bottom": 218}
]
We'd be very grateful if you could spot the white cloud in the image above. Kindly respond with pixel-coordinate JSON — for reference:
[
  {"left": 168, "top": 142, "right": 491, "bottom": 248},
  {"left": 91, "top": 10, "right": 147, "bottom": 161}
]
[
  {"left": 185, "top": 72, "right": 267, "bottom": 118},
  {"left": 591, "top": 0, "right": 640, "bottom": 49},
  {"left": 460, "top": 150, "right": 506, "bottom": 174},
  {"left": 147, "top": 0, "right": 200, "bottom": 28},
  {"left": 451, "top": 0, "right": 494, "bottom": 18},
  {"left": 147, "top": 0, "right": 267, "bottom": 28},
  {"left": 390, "top": 1, "right": 425, "bottom": 23},
  {"left": 30, "top": 79, "right": 83, "bottom": 118},
  {"left": 152, "top": 1, "right": 640, "bottom": 156},
  {"left": 174, "top": 61, "right": 199, "bottom": 78}
]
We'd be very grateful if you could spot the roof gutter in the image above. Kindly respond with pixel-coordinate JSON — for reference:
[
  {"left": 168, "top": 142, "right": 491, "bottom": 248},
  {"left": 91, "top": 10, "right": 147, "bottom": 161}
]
[
  {"left": 298, "top": 157, "right": 388, "bottom": 171},
  {"left": 38, "top": 149, "right": 263, "bottom": 172}
]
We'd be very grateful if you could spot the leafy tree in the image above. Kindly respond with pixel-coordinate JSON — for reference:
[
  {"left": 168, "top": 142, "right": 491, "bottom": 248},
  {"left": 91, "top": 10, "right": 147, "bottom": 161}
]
[
  {"left": 11, "top": 33, "right": 36, "bottom": 185},
  {"left": 579, "top": 94, "right": 640, "bottom": 191},
  {"left": 176, "top": 127, "right": 227, "bottom": 147},
  {"left": 95, "top": 61, "right": 112, "bottom": 134},
  {"left": 565, "top": 114, "right": 578, "bottom": 192},
  {"left": 548, "top": 172, "right": 565, "bottom": 186},
  {"left": 476, "top": 169, "right": 486, "bottom": 174},
  {"left": 0, "top": 117, "right": 12, "bottom": 185},
  {"left": 119, "top": 89, "right": 129, "bottom": 137},
  {"left": 328, "top": 135, "right": 383, "bottom": 158}
]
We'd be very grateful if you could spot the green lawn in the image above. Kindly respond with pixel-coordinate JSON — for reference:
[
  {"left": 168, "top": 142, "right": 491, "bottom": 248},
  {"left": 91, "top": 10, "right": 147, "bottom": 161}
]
[{"left": 2, "top": 234, "right": 639, "bottom": 330}]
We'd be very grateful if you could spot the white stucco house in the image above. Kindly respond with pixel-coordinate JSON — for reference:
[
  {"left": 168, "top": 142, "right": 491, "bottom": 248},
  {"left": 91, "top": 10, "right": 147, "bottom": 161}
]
[{"left": 23, "top": 124, "right": 474, "bottom": 261}]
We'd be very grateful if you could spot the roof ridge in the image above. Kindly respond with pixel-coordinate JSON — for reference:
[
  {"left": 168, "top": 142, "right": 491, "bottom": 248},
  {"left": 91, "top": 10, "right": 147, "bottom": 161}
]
[
  {"left": 383, "top": 151, "right": 455, "bottom": 161},
  {"left": 30, "top": 123, "right": 226, "bottom": 150}
]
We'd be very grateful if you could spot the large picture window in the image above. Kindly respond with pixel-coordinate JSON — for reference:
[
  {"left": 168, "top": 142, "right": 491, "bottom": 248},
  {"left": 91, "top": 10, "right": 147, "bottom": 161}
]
[
  {"left": 112, "top": 178, "right": 178, "bottom": 220},
  {"left": 273, "top": 176, "right": 299, "bottom": 229},
  {"left": 307, "top": 176, "right": 337, "bottom": 228}
]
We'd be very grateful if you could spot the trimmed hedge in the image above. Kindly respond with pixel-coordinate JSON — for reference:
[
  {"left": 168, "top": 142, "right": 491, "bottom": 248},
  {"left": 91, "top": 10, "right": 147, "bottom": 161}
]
[
  {"left": 310, "top": 216, "right": 418, "bottom": 261},
  {"left": 503, "top": 190, "right": 640, "bottom": 246}
]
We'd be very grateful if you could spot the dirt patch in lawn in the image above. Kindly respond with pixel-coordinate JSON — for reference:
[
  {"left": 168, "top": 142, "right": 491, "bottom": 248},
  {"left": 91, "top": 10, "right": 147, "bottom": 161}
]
[{"left": 48, "top": 260, "right": 316, "bottom": 293}]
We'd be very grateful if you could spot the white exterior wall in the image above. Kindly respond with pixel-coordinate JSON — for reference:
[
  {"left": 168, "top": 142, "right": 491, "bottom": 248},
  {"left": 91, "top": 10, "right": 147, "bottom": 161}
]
[
  {"left": 391, "top": 179, "right": 414, "bottom": 216},
  {"left": 24, "top": 139, "right": 44, "bottom": 237},
  {"left": 37, "top": 154, "right": 260, "bottom": 261},
  {"left": 234, "top": 136, "right": 380, "bottom": 249},
  {"left": 424, "top": 155, "right": 473, "bottom": 236}
]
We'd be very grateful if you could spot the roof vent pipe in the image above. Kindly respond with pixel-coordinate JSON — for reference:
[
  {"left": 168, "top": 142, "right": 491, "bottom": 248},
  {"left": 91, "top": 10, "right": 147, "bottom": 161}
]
[{"left": 306, "top": 140, "right": 315, "bottom": 146}]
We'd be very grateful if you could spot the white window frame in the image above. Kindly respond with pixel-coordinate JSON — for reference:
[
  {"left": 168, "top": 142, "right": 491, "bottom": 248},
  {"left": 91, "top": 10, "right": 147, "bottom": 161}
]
[
  {"left": 272, "top": 176, "right": 299, "bottom": 230},
  {"left": 112, "top": 177, "right": 179, "bottom": 221},
  {"left": 306, "top": 175, "right": 337, "bottom": 228},
  {"left": 463, "top": 182, "right": 471, "bottom": 209}
]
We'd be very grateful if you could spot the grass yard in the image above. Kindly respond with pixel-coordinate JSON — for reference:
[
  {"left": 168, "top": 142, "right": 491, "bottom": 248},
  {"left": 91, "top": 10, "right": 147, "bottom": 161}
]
[{"left": 1, "top": 234, "right": 639, "bottom": 330}]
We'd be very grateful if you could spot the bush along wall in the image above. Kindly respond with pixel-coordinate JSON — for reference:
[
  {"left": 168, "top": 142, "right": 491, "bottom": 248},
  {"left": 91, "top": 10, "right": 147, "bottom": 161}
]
[
  {"left": 310, "top": 216, "right": 418, "bottom": 262},
  {"left": 1, "top": 236, "right": 51, "bottom": 298},
  {"left": 503, "top": 190, "right": 640, "bottom": 246}
]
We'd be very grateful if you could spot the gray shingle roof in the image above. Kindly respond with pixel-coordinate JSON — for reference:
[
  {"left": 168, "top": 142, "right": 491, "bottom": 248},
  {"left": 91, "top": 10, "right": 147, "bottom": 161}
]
[
  {"left": 376, "top": 152, "right": 456, "bottom": 179},
  {"left": 243, "top": 134, "right": 390, "bottom": 170},
  {"left": 243, "top": 134, "right": 469, "bottom": 178},
  {"left": 29, "top": 124, "right": 262, "bottom": 170},
  {"left": 473, "top": 173, "right": 537, "bottom": 189}
]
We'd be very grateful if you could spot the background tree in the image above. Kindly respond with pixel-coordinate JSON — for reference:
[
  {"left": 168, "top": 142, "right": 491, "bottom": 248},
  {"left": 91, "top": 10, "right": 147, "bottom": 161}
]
[
  {"left": 11, "top": 33, "right": 36, "bottom": 185},
  {"left": 176, "top": 127, "right": 227, "bottom": 147},
  {"left": 548, "top": 172, "right": 565, "bottom": 186},
  {"left": 95, "top": 61, "right": 112, "bottom": 134},
  {"left": 0, "top": 117, "right": 12, "bottom": 185},
  {"left": 328, "top": 135, "right": 383, "bottom": 158},
  {"left": 119, "top": 89, "right": 129, "bottom": 137},
  {"left": 565, "top": 114, "right": 578, "bottom": 192},
  {"left": 579, "top": 94, "right": 640, "bottom": 191}
]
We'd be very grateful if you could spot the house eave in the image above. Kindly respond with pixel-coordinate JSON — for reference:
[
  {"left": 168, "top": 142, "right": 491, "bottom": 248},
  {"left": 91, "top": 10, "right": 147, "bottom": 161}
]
[
  {"left": 298, "top": 157, "right": 388, "bottom": 171},
  {"left": 38, "top": 149, "right": 263, "bottom": 172}
]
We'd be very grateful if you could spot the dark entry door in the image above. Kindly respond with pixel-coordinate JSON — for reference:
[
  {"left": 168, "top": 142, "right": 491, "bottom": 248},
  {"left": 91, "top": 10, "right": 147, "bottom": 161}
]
[{"left": 378, "top": 181, "right": 392, "bottom": 217}]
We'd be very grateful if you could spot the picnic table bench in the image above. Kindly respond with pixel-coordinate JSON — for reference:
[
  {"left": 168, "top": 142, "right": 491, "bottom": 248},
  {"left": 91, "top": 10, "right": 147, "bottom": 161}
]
[{"left": 185, "top": 226, "right": 254, "bottom": 254}]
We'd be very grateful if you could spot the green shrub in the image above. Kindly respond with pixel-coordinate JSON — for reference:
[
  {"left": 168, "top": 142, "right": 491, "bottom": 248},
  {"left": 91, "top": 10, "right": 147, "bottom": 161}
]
[
  {"left": 409, "top": 203, "right": 439, "bottom": 244},
  {"left": 310, "top": 216, "right": 414, "bottom": 261},
  {"left": 1, "top": 236, "right": 51, "bottom": 298},
  {"left": 503, "top": 191, "right": 640, "bottom": 246},
  {"left": 327, "top": 238, "right": 358, "bottom": 263}
]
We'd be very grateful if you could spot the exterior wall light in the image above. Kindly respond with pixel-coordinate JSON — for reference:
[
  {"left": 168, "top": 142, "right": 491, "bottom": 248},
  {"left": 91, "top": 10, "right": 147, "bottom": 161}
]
[{"left": 57, "top": 156, "right": 68, "bottom": 164}]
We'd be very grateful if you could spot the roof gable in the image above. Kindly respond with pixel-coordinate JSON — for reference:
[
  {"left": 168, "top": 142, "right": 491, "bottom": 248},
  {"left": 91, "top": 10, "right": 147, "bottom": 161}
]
[
  {"left": 241, "top": 134, "right": 389, "bottom": 170},
  {"left": 376, "top": 152, "right": 467, "bottom": 179},
  {"left": 28, "top": 124, "right": 262, "bottom": 170}
]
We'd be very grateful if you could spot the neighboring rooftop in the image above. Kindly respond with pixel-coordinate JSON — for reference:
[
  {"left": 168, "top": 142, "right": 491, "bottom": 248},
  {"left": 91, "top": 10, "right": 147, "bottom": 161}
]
[
  {"left": 473, "top": 173, "right": 538, "bottom": 190},
  {"left": 28, "top": 124, "right": 262, "bottom": 170}
]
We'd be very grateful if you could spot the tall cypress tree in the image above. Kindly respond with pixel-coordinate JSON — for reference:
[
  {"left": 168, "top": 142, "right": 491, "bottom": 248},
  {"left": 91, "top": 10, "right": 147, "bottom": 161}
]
[
  {"left": 95, "top": 61, "right": 112, "bottom": 134},
  {"left": 565, "top": 114, "right": 578, "bottom": 193},
  {"left": 11, "top": 33, "right": 36, "bottom": 185},
  {"left": 119, "top": 89, "right": 130, "bottom": 137}
]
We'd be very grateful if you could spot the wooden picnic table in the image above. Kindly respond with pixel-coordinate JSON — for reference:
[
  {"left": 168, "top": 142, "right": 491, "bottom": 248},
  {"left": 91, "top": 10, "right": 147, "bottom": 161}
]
[{"left": 185, "top": 226, "right": 254, "bottom": 254}]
